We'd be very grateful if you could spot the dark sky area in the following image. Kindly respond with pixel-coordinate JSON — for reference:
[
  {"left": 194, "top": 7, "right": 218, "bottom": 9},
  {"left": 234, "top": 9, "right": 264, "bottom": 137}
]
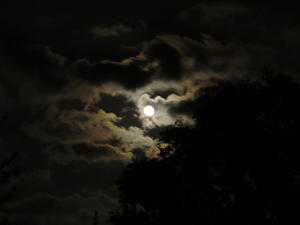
[{"left": 1, "top": 1, "right": 300, "bottom": 225}]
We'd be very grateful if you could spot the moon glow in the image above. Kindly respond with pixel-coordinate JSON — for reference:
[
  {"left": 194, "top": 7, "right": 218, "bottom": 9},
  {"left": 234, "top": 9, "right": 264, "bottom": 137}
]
[{"left": 143, "top": 105, "right": 155, "bottom": 117}]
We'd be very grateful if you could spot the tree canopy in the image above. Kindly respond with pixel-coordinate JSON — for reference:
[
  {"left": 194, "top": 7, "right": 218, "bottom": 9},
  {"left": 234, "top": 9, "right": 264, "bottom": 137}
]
[{"left": 109, "top": 72, "right": 300, "bottom": 225}]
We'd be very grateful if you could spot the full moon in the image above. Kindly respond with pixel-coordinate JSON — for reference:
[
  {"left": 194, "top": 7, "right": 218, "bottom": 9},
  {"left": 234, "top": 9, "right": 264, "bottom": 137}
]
[{"left": 143, "top": 105, "right": 155, "bottom": 117}]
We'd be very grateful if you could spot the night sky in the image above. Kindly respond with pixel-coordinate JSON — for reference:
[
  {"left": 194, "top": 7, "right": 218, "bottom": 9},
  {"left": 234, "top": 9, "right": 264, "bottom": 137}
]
[{"left": 1, "top": 1, "right": 300, "bottom": 225}]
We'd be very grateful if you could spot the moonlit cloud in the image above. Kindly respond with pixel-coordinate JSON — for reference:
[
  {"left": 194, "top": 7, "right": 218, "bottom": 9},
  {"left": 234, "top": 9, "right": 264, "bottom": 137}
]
[{"left": 22, "top": 108, "right": 157, "bottom": 158}]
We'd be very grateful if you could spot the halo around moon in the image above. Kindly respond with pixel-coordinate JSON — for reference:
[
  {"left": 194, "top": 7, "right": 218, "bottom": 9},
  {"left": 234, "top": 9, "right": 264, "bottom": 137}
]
[{"left": 143, "top": 105, "right": 155, "bottom": 117}]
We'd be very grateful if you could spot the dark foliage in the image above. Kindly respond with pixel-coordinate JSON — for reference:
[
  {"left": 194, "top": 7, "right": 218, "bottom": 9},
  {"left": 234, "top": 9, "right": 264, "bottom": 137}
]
[{"left": 110, "top": 72, "right": 300, "bottom": 225}]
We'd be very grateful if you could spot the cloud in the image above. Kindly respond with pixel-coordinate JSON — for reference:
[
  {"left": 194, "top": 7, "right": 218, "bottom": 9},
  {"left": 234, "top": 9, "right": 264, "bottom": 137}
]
[
  {"left": 91, "top": 24, "right": 132, "bottom": 37},
  {"left": 179, "top": 2, "right": 248, "bottom": 23},
  {"left": 51, "top": 160, "right": 125, "bottom": 196},
  {"left": 142, "top": 39, "right": 182, "bottom": 79},
  {"left": 0, "top": 33, "right": 272, "bottom": 105},
  {"left": 95, "top": 93, "right": 142, "bottom": 129},
  {"left": 22, "top": 107, "right": 157, "bottom": 160},
  {"left": 7, "top": 193, "right": 116, "bottom": 225},
  {"left": 7, "top": 159, "right": 125, "bottom": 224},
  {"left": 0, "top": 84, "right": 13, "bottom": 111},
  {"left": 1, "top": 33, "right": 274, "bottom": 170},
  {"left": 29, "top": 45, "right": 67, "bottom": 67},
  {"left": 74, "top": 57, "right": 151, "bottom": 89},
  {"left": 281, "top": 26, "right": 300, "bottom": 47},
  {"left": 71, "top": 34, "right": 257, "bottom": 91}
]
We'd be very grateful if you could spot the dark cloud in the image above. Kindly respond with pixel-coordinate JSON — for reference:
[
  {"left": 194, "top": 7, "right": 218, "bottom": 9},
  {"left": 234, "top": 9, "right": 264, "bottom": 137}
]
[
  {"left": 8, "top": 192, "right": 115, "bottom": 225},
  {"left": 28, "top": 45, "right": 66, "bottom": 67},
  {"left": 56, "top": 99, "right": 86, "bottom": 111},
  {"left": 77, "top": 58, "right": 151, "bottom": 89},
  {"left": 176, "top": 2, "right": 300, "bottom": 76},
  {"left": 91, "top": 24, "right": 132, "bottom": 38},
  {"left": 71, "top": 33, "right": 262, "bottom": 89},
  {"left": 179, "top": 2, "right": 248, "bottom": 25},
  {"left": 131, "top": 148, "right": 146, "bottom": 160},
  {"left": 72, "top": 143, "right": 118, "bottom": 159},
  {"left": 0, "top": 84, "right": 13, "bottom": 111},
  {"left": 51, "top": 160, "right": 124, "bottom": 197},
  {"left": 96, "top": 93, "right": 142, "bottom": 129},
  {"left": 168, "top": 98, "right": 197, "bottom": 117},
  {"left": 143, "top": 40, "right": 182, "bottom": 79},
  {"left": 7, "top": 152, "right": 125, "bottom": 225},
  {"left": 1, "top": 1, "right": 154, "bottom": 61},
  {"left": 0, "top": 45, "right": 70, "bottom": 99}
]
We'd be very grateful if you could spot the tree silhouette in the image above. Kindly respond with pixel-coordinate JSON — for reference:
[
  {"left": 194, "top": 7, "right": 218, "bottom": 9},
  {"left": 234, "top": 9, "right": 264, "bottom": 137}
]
[
  {"left": 93, "top": 210, "right": 98, "bottom": 225},
  {"left": 109, "top": 72, "right": 300, "bottom": 225},
  {"left": 0, "top": 152, "right": 18, "bottom": 225}
]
